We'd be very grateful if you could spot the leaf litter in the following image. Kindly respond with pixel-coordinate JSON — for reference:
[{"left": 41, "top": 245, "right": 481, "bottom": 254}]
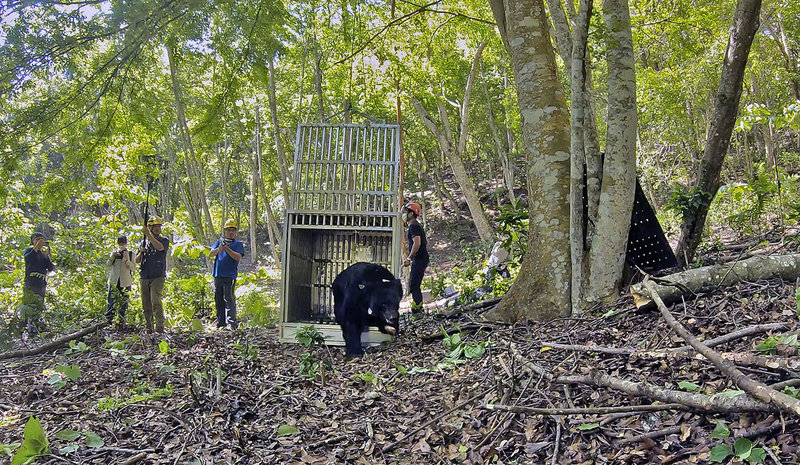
[{"left": 0, "top": 278, "right": 798, "bottom": 464}]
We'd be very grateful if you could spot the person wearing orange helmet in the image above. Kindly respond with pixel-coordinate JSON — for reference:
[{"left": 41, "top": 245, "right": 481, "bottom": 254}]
[{"left": 402, "top": 202, "right": 429, "bottom": 313}]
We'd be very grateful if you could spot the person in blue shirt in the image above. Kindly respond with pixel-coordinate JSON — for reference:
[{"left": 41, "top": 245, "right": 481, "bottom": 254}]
[{"left": 209, "top": 219, "right": 245, "bottom": 329}]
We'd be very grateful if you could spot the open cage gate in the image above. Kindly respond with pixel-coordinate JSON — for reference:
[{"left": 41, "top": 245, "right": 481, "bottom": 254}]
[{"left": 279, "top": 123, "right": 403, "bottom": 345}]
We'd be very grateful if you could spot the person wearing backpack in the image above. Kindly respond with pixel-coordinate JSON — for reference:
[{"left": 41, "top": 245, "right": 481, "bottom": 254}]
[{"left": 106, "top": 235, "right": 136, "bottom": 329}]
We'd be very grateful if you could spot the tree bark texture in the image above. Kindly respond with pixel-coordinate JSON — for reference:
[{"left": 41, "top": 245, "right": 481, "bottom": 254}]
[
  {"left": 675, "top": 0, "right": 762, "bottom": 264},
  {"left": 568, "top": 0, "right": 592, "bottom": 312},
  {"left": 630, "top": 253, "right": 800, "bottom": 308},
  {"left": 584, "top": 0, "right": 638, "bottom": 306},
  {"left": 488, "top": 0, "right": 573, "bottom": 322}
]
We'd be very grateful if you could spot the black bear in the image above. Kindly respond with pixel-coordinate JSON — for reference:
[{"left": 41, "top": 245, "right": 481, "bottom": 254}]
[{"left": 333, "top": 262, "right": 403, "bottom": 357}]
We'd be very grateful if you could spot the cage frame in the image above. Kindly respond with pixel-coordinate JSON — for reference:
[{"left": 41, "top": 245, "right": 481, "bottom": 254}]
[{"left": 279, "top": 122, "right": 403, "bottom": 345}]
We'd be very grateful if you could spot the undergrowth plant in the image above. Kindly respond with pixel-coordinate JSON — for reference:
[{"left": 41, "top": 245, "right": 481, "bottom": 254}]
[{"left": 295, "top": 325, "right": 333, "bottom": 383}]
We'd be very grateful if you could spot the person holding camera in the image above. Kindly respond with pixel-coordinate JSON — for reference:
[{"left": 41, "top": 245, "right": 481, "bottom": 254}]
[
  {"left": 209, "top": 219, "right": 245, "bottom": 330},
  {"left": 135, "top": 218, "right": 170, "bottom": 333},
  {"left": 20, "top": 232, "right": 55, "bottom": 333},
  {"left": 106, "top": 235, "right": 136, "bottom": 329}
]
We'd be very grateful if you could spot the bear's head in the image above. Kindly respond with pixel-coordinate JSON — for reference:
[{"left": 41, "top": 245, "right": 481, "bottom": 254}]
[{"left": 367, "top": 278, "right": 402, "bottom": 335}]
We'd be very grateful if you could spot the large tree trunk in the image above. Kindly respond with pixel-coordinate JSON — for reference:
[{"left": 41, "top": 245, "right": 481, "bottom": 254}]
[
  {"left": 584, "top": 0, "right": 638, "bottom": 306},
  {"left": 486, "top": 0, "right": 573, "bottom": 322},
  {"left": 675, "top": 0, "right": 762, "bottom": 264}
]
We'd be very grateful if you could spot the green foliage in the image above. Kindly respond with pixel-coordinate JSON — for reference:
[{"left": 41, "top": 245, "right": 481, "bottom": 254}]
[
  {"left": 96, "top": 381, "right": 172, "bottom": 411},
  {"left": 664, "top": 185, "right": 706, "bottom": 226},
  {"left": 296, "top": 325, "right": 326, "bottom": 348},
  {"left": 47, "top": 365, "right": 81, "bottom": 390},
  {"left": 276, "top": 425, "right": 300, "bottom": 437},
  {"left": 437, "top": 325, "right": 489, "bottom": 369},
  {"left": 709, "top": 436, "right": 766, "bottom": 463},
  {"left": 295, "top": 326, "right": 332, "bottom": 381},
  {"left": 10, "top": 417, "right": 49, "bottom": 465},
  {"left": 677, "top": 381, "right": 700, "bottom": 392},
  {"left": 236, "top": 274, "right": 280, "bottom": 328},
  {"left": 755, "top": 333, "right": 799, "bottom": 354},
  {"left": 576, "top": 423, "right": 600, "bottom": 432},
  {"left": 231, "top": 340, "right": 259, "bottom": 361},
  {"left": 354, "top": 371, "right": 378, "bottom": 384},
  {"left": 64, "top": 341, "right": 90, "bottom": 354},
  {"left": 158, "top": 340, "right": 172, "bottom": 355},
  {"left": 495, "top": 204, "right": 529, "bottom": 262},
  {"left": 710, "top": 420, "right": 730, "bottom": 439}
]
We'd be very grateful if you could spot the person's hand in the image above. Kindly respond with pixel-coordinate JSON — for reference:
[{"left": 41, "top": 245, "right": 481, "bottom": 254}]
[{"left": 403, "top": 258, "right": 411, "bottom": 267}]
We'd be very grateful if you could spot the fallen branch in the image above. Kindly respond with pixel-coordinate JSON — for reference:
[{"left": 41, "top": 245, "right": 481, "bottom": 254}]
[
  {"left": 554, "top": 370, "right": 774, "bottom": 412},
  {"left": 117, "top": 452, "right": 148, "bottom": 465},
  {"left": 307, "top": 433, "right": 349, "bottom": 449},
  {"left": 540, "top": 323, "right": 787, "bottom": 358},
  {"left": 631, "top": 254, "right": 800, "bottom": 308},
  {"left": 381, "top": 385, "right": 495, "bottom": 453},
  {"left": 483, "top": 403, "right": 687, "bottom": 415},
  {"left": 0, "top": 320, "right": 109, "bottom": 360},
  {"left": 645, "top": 280, "right": 800, "bottom": 418},
  {"left": 618, "top": 425, "right": 683, "bottom": 445},
  {"left": 507, "top": 342, "right": 553, "bottom": 380}
]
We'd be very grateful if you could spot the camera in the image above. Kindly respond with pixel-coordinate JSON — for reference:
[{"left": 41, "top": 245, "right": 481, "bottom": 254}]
[{"left": 221, "top": 237, "right": 234, "bottom": 245}]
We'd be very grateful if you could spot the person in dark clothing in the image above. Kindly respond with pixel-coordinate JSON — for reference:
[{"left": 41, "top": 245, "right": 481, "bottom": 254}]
[
  {"left": 209, "top": 219, "right": 245, "bottom": 329},
  {"left": 21, "top": 232, "right": 55, "bottom": 332},
  {"left": 105, "top": 235, "right": 136, "bottom": 329},
  {"left": 135, "top": 218, "right": 170, "bottom": 333},
  {"left": 402, "top": 202, "right": 429, "bottom": 313}
]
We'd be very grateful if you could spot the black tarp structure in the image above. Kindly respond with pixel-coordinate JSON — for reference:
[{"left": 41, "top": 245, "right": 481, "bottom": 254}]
[{"left": 625, "top": 179, "right": 679, "bottom": 273}]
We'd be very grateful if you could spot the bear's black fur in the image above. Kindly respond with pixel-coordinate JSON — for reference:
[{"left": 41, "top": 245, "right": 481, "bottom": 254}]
[{"left": 333, "top": 262, "right": 402, "bottom": 357}]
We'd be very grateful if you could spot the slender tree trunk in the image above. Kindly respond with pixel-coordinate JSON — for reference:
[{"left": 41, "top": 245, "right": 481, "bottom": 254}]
[
  {"left": 485, "top": 81, "right": 516, "bottom": 206},
  {"left": 249, "top": 150, "right": 258, "bottom": 261},
  {"left": 487, "top": 0, "right": 573, "bottom": 322},
  {"left": 675, "top": 0, "right": 762, "bottom": 264},
  {"left": 314, "top": 43, "right": 325, "bottom": 120},
  {"left": 267, "top": 56, "right": 291, "bottom": 203},
  {"left": 584, "top": 0, "right": 638, "bottom": 306},
  {"left": 253, "top": 104, "right": 281, "bottom": 266},
  {"left": 569, "top": 0, "right": 592, "bottom": 311},
  {"left": 166, "top": 43, "right": 215, "bottom": 243},
  {"left": 409, "top": 42, "right": 494, "bottom": 241}
]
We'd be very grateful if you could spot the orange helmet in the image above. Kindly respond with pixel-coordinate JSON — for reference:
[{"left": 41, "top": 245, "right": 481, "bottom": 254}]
[{"left": 403, "top": 202, "right": 421, "bottom": 217}]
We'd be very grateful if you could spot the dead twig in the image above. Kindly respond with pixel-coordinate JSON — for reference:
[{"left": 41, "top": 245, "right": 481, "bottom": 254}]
[
  {"left": 645, "top": 279, "right": 800, "bottom": 418},
  {"left": 483, "top": 403, "right": 687, "bottom": 415}
]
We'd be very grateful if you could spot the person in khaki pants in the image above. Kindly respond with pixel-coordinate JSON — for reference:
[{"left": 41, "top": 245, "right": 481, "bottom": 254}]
[{"left": 135, "top": 218, "right": 170, "bottom": 333}]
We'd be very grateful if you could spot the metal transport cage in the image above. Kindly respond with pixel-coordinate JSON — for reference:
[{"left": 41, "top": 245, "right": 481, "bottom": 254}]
[{"left": 279, "top": 123, "right": 403, "bottom": 345}]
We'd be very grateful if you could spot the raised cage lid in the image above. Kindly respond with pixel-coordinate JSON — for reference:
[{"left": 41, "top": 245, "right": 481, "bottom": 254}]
[{"left": 290, "top": 123, "right": 401, "bottom": 214}]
